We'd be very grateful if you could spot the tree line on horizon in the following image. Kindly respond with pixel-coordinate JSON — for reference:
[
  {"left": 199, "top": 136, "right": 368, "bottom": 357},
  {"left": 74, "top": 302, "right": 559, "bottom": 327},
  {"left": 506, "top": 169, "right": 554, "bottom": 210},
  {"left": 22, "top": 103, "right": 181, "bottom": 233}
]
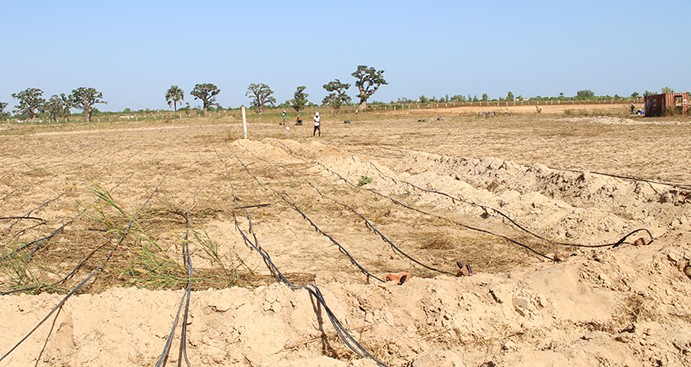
[
  {"left": 1, "top": 87, "right": 106, "bottom": 122},
  {"left": 0, "top": 64, "right": 682, "bottom": 121},
  {"left": 164, "top": 65, "right": 387, "bottom": 116}
]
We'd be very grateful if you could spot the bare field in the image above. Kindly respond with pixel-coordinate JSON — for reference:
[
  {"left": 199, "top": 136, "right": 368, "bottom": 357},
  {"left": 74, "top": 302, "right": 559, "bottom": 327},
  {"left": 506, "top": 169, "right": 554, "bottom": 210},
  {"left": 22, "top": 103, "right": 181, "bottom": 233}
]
[{"left": 0, "top": 111, "right": 690, "bottom": 366}]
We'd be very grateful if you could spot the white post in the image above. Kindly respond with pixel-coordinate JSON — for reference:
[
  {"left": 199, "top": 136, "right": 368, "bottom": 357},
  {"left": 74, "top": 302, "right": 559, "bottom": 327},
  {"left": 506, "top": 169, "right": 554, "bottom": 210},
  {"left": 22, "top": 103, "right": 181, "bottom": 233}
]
[{"left": 242, "top": 106, "right": 248, "bottom": 139}]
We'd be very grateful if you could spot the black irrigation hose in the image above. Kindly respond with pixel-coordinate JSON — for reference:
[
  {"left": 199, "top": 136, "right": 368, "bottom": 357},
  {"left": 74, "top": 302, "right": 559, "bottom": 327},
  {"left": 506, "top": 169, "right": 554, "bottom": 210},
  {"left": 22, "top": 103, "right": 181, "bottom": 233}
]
[
  {"left": 1, "top": 192, "right": 66, "bottom": 237},
  {"left": 0, "top": 270, "right": 98, "bottom": 362},
  {"left": 238, "top": 142, "right": 457, "bottom": 277},
  {"left": 155, "top": 291, "right": 188, "bottom": 367},
  {"left": 270, "top": 141, "right": 558, "bottom": 262},
  {"left": 309, "top": 159, "right": 656, "bottom": 260},
  {"left": 158, "top": 149, "right": 205, "bottom": 367},
  {"left": 0, "top": 223, "right": 66, "bottom": 263},
  {"left": 33, "top": 307, "right": 62, "bottom": 367},
  {"left": 156, "top": 210, "right": 194, "bottom": 367},
  {"left": 57, "top": 239, "right": 113, "bottom": 284},
  {"left": 230, "top": 150, "right": 384, "bottom": 283},
  {"left": 0, "top": 216, "right": 45, "bottom": 222},
  {"left": 272, "top": 140, "right": 656, "bottom": 251},
  {"left": 316, "top": 161, "right": 557, "bottom": 261},
  {"left": 217, "top": 150, "right": 389, "bottom": 367},
  {"left": 0, "top": 179, "right": 164, "bottom": 361},
  {"left": 365, "top": 161, "right": 655, "bottom": 249},
  {"left": 561, "top": 167, "right": 691, "bottom": 191},
  {"left": 230, "top": 207, "right": 389, "bottom": 367},
  {"left": 308, "top": 182, "right": 456, "bottom": 277},
  {"left": 278, "top": 192, "right": 385, "bottom": 283}
]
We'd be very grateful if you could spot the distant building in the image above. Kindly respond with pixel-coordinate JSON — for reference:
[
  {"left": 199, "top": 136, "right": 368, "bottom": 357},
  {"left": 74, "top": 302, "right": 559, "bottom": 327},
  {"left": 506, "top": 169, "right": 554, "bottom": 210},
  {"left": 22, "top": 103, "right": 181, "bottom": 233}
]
[{"left": 644, "top": 92, "right": 689, "bottom": 117}]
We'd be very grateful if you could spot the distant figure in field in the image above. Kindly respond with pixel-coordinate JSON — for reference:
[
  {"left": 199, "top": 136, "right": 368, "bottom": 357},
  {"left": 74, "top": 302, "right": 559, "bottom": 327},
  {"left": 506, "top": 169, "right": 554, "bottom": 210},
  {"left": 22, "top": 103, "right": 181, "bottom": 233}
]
[
  {"left": 295, "top": 115, "right": 302, "bottom": 125},
  {"left": 313, "top": 111, "right": 321, "bottom": 137},
  {"left": 282, "top": 109, "right": 286, "bottom": 124},
  {"left": 630, "top": 103, "right": 635, "bottom": 114}
]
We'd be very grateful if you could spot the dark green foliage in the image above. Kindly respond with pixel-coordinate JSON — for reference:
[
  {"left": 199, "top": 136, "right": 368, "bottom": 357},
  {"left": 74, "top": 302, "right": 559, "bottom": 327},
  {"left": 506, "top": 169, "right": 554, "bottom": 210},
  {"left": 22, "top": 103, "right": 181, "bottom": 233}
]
[
  {"left": 45, "top": 94, "right": 71, "bottom": 122},
  {"left": 70, "top": 87, "right": 107, "bottom": 122},
  {"left": 351, "top": 65, "right": 387, "bottom": 110},
  {"left": 292, "top": 86, "right": 308, "bottom": 112},
  {"left": 12, "top": 88, "right": 45, "bottom": 120},
  {"left": 322, "top": 79, "right": 351, "bottom": 112},
  {"left": 165, "top": 85, "right": 184, "bottom": 111},
  {"left": 246, "top": 83, "right": 276, "bottom": 114},
  {"left": 576, "top": 89, "right": 595, "bottom": 99},
  {"left": 191, "top": 83, "right": 221, "bottom": 112}
]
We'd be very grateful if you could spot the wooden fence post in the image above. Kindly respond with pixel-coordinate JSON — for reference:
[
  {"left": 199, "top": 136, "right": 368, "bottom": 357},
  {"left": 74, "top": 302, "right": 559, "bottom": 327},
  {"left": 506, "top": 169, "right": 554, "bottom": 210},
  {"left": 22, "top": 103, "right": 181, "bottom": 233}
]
[{"left": 242, "top": 106, "right": 248, "bottom": 139}]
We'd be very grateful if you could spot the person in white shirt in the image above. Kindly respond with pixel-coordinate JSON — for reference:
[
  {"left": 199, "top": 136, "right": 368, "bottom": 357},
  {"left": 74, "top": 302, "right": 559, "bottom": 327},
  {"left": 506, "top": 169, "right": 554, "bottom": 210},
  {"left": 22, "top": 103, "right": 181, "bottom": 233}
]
[{"left": 313, "top": 111, "right": 321, "bottom": 137}]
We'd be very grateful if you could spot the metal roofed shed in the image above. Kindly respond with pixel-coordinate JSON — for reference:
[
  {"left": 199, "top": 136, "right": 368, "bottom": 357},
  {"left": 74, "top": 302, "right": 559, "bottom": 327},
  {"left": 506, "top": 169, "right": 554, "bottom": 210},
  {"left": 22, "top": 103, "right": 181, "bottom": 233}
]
[{"left": 643, "top": 92, "right": 689, "bottom": 117}]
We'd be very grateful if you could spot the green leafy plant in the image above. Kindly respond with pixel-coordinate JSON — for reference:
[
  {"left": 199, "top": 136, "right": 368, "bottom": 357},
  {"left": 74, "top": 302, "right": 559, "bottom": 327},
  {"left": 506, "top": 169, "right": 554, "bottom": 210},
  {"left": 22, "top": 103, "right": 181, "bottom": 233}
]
[{"left": 358, "top": 176, "right": 373, "bottom": 186}]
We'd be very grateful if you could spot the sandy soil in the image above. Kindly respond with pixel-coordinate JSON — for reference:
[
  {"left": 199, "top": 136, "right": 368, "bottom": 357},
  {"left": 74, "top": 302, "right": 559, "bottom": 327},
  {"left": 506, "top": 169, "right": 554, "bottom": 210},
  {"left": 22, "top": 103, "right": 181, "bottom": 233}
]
[{"left": 0, "top": 112, "right": 690, "bottom": 366}]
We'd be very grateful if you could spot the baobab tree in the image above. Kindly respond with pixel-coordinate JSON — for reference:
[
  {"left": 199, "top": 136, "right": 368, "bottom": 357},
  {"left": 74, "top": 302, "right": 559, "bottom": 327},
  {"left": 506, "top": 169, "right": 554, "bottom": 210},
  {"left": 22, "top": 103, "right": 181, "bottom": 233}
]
[
  {"left": 69, "top": 87, "right": 107, "bottom": 122},
  {"left": 191, "top": 83, "right": 221, "bottom": 113},
  {"left": 246, "top": 83, "right": 276, "bottom": 114},
  {"left": 45, "top": 94, "right": 72, "bottom": 122},
  {"left": 11, "top": 88, "right": 45, "bottom": 120},
  {"left": 165, "top": 85, "right": 184, "bottom": 111},
  {"left": 351, "top": 65, "right": 387, "bottom": 111},
  {"left": 322, "top": 79, "right": 351, "bottom": 114}
]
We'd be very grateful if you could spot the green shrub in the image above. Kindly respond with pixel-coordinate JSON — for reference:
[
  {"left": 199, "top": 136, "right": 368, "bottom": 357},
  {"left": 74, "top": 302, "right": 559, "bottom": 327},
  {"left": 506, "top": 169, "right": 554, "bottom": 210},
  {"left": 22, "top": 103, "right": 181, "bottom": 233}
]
[{"left": 358, "top": 176, "right": 373, "bottom": 186}]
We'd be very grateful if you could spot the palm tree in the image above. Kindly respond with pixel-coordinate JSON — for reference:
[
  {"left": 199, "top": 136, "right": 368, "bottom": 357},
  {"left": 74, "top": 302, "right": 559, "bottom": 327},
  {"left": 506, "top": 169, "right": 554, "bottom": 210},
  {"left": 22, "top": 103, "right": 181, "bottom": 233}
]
[{"left": 165, "top": 85, "right": 184, "bottom": 111}]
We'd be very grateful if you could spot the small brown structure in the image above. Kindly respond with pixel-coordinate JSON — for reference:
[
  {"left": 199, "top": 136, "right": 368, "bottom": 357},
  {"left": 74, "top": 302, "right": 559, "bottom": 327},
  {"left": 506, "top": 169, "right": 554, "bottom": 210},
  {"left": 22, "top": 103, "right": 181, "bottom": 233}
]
[{"left": 644, "top": 92, "right": 689, "bottom": 117}]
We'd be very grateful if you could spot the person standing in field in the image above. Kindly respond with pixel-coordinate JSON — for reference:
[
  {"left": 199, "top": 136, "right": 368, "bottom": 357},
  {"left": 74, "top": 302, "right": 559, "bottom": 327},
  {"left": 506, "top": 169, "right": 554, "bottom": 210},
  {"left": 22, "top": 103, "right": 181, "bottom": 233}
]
[
  {"left": 313, "top": 111, "right": 321, "bottom": 137},
  {"left": 282, "top": 109, "right": 286, "bottom": 124}
]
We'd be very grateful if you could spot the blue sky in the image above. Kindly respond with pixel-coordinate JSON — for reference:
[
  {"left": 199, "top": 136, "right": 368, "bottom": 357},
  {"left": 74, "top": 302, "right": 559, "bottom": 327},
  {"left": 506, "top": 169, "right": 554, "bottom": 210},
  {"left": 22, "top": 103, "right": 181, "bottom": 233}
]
[{"left": 1, "top": 0, "right": 689, "bottom": 112}]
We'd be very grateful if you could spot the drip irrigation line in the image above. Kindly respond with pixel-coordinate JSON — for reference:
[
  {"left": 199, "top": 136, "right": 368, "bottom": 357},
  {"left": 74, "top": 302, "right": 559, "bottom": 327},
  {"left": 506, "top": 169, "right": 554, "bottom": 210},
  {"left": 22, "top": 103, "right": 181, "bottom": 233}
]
[
  {"left": 272, "top": 141, "right": 655, "bottom": 251},
  {"left": 0, "top": 223, "right": 66, "bottom": 263},
  {"left": 271, "top": 146, "right": 556, "bottom": 261},
  {"left": 230, "top": 149, "right": 384, "bottom": 283},
  {"left": 157, "top": 152, "right": 207, "bottom": 367},
  {"left": 230, "top": 206, "right": 389, "bottom": 367},
  {"left": 278, "top": 192, "right": 385, "bottom": 283},
  {"left": 272, "top": 141, "right": 559, "bottom": 262},
  {"left": 365, "top": 161, "right": 654, "bottom": 249},
  {"left": 57, "top": 239, "right": 112, "bottom": 284},
  {"left": 155, "top": 290, "right": 188, "bottom": 367},
  {"left": 312, "top": 158, "right": 651, "bottom": 259},
  {"left": 561, "top": 168, "right": 691, "bottom": 191},
  {"left": 237, "top": 142, "right": 457, "bottom": 277},
  {"left": 0, "top": 216, "right": 45, "bottom": 222},
  {"left": 308, "top": 182, "right": 456, "bottom": 277},
  {"left": 34, "top": 306, "right": 62, "bottom": 367},
  {"left": 355, "top": 143, "right": 691, "bottom": 191},
  {"left": 1, "top": 192, "right": 66, "bottom": 237},
  {"left": 0, "top": 179, "right": 164, "bottom": 361},
  {"left": 0, "top": 270, "right": 98, "bottom": 362},
  {"left": 156, "top": 209, "right": 194, "bottom": 367},
  {"left": 1, "top": 171, "right": 138, "bottom": 267},
  {"left": 217, "top": 149, "right": 389, "bottom": 367}
]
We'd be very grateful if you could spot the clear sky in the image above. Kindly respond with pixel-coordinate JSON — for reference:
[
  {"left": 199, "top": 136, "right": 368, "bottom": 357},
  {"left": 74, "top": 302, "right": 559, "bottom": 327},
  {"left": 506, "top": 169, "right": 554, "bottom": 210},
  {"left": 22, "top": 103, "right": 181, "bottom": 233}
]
[{"left": 1, "top": 0, "right": 689, "bottom": 112}]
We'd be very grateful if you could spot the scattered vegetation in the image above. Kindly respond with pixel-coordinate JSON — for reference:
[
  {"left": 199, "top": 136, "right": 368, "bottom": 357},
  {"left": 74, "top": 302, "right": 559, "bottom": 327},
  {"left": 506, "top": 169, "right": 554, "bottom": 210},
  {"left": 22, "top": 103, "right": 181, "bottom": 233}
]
[{"left": 358, "top": 176, "right": 373, "bottom": 186}]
